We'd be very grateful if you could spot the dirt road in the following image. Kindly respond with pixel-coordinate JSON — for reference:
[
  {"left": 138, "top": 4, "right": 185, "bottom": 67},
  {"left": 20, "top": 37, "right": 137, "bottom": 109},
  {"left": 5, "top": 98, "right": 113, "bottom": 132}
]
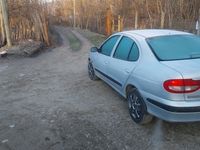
[{"left": 0, "top": 26, "right": 200, "bottom": 150}]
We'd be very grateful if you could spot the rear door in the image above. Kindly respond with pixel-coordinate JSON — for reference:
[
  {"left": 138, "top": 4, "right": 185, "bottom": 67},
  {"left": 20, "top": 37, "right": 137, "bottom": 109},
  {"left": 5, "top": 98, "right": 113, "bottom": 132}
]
[
  {"left": 94, "top": 35, "right": 121, "bottom": 80},
  {"left": 107, "top": 36, "right": 140, "bottom": 91}
]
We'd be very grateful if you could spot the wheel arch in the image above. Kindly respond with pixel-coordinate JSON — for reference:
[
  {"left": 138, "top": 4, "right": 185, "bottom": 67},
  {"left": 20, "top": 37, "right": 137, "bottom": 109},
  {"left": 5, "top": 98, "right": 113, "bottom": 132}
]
[
  {"left": 126, "top": 83, "right": 153, "bottom": 124},
  {"left": 125, "top": 84, "right": 137, "bottom": 98}
]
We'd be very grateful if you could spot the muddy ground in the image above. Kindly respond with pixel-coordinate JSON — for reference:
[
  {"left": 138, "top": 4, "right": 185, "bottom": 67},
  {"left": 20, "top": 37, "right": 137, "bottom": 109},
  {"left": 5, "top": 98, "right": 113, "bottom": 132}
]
[{"left": 0, "top": 26, "right": 200, "bottom": 150}]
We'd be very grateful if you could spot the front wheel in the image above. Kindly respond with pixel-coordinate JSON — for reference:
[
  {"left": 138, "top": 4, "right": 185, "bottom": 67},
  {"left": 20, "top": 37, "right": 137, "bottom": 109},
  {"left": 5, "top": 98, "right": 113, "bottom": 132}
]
[
  {"left": 127, "top": 88, "right": 153, "bottom": 124},
  {"left": 88, "top": 62, "right": 99, "bottom": 81}
]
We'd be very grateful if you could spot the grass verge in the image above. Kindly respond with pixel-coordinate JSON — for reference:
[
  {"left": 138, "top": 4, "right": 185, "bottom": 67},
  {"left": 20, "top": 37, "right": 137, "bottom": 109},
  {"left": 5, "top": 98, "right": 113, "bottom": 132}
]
[
  {"left": 66, "top": 30, "right": 81, "bottom": 51},
  {"left": 77, "top": 29, "right": 106, "bottom": 47}
]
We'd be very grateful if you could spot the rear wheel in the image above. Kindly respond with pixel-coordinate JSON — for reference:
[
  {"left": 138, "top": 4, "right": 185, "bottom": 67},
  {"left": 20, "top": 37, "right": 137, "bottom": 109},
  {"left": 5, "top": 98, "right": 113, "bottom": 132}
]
[
  {"left": 88, "top": 62, "right": 98, "bottom": 81},
  {"left": 127, "top": 88, "right": 153, "bottom": 124}
]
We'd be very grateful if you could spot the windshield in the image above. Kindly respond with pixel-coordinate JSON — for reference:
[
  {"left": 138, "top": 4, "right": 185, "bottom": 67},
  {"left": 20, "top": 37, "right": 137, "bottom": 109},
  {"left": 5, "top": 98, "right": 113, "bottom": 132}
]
[{"left": 146, "top": 35, "right": 200, "bottom": 61}]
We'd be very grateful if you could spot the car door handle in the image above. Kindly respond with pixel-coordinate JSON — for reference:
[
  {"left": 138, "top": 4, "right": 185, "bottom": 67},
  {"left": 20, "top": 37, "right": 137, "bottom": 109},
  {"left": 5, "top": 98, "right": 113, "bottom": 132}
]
[
  {"left": 104, "top": 61, "right": 109, "bottom": 65},
  {"left": 125, "top": 69, "right": 131, "bottom": 74}
]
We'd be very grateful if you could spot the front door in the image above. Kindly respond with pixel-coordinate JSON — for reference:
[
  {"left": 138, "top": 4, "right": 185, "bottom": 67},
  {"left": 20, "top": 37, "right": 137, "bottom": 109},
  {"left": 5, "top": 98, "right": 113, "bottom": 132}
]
[{"left": 94, "top": 35, "right": 121, "bottom": 80}]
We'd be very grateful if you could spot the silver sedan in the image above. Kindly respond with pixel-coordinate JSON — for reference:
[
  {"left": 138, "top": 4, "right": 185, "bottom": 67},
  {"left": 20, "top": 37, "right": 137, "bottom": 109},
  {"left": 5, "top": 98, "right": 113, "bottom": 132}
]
[{"left": 88, "top": 29, "right": 200, "bottom": 124}]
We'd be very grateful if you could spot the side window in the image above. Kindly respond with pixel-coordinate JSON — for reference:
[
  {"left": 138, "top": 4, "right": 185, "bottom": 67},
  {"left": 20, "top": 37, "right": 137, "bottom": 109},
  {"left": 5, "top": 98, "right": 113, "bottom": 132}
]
[
  {"left": 128, "top": 43, "right": 139, "bottom": 61},
  {"left": 101, "top": 35, "right": 120, "bottom": 56},
  {"left": 114, "top": 37, "right": 133, "bottom": 60}
]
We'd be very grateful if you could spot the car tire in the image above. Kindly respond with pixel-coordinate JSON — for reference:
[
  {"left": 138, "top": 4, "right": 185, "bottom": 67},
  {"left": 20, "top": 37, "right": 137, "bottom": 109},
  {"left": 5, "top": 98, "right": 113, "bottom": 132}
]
[
  {"left": 88, "top": 62, "right": 99, "bottom": 81},
  {"left": 127, "top": 88, "right": 153, "bottom": 125}
]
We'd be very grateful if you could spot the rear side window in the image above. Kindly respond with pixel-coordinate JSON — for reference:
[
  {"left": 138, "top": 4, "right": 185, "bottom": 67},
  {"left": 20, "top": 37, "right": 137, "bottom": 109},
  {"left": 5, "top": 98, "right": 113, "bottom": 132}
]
[
  {"left": 114, "top": 37, "right": 133, "bottom": 60},
  {"left": 101, "top": 35, "right": 120, "bottom": 56},
  {"left": 128, "top": 43, "right": 139, "bottom": 61}
]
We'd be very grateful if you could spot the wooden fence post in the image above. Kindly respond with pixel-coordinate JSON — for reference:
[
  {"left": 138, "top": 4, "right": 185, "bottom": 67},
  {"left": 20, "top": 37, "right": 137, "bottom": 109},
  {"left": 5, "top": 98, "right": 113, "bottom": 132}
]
[
  {"left": 106, "top": 8, "right": 112, "bottom": 36},
  {"left": 112, "top": 19, "right": 115, "bottom": 33},
  {"left": 121, "top": 17, "right": 124, "bottom": 31},
  {"left": 118, "top": 15, "right": 121, "bottom": 32}
]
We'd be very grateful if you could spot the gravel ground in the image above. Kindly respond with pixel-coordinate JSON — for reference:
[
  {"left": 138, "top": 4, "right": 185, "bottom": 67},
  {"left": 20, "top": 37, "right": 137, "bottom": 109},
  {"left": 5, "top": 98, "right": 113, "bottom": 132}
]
[{"left": 0, "top": 26, "right": 200, "bottom": 150}]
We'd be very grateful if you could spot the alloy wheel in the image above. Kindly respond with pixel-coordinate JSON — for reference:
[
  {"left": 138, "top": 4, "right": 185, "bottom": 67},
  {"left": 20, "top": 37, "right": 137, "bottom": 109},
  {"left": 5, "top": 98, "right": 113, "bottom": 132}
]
[{"left": 128, "top": 92, "right": 142, "bottom": 120}]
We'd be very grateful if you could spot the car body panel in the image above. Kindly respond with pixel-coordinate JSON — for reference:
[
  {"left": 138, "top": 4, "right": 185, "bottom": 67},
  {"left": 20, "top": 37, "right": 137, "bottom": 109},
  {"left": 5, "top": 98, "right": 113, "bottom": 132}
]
[
  {"left": 93, "top": 53, "right": 110, "bottom": 81},
  {"left": 107, "top": 58, "right": 137, "bottom": 91}
]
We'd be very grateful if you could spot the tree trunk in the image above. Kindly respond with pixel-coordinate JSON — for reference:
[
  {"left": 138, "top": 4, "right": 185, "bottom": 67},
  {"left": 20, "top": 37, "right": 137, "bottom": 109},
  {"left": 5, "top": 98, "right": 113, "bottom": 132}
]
[
  {"left": 168, "top": 13, "right": 173, "bottom": 28},
  {"left": 167, "top": 1, "right": 173, "bottom": 28},
  {"left": 160, "top": 11, "right": 165, "bottom": 28},
  {"left": 134, "top": 10, "right": 138, "bottom": 29},
  {"left": 146, "top": 0, "right": 153, "bottom": 28},
  {"left": 198, "top": 9, "right": 200, "bottom": 35},
  {"left": 0, "top": 8, "right": 6, "bottom": 46},
  {"left": 73, "top": 0, "right": 76, "bottom": 28},
  {"left": 1, "top": 0, "right": 12, "bottom": 47},
  {"left": 86, "top": 17, "right": 90, "bottom": 30}
]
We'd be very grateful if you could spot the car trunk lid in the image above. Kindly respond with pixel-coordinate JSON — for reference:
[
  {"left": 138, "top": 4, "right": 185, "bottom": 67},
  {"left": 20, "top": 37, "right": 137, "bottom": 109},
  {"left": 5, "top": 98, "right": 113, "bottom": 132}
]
[{"left": 161, "top": 59, "right": 200, "bottom": 101}]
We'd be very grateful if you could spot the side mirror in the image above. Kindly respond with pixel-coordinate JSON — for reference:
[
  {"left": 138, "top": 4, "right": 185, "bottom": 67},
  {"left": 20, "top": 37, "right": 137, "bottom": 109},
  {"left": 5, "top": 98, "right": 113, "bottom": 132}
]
[{"left": 90, "top": 47, "right": 99, "bottom": 53}]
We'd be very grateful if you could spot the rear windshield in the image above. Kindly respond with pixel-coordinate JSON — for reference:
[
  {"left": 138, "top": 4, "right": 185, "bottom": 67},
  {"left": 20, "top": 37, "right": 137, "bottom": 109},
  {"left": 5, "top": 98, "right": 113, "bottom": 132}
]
[{"left": 146, "top": 35, "right": 200, "bottom": 61}]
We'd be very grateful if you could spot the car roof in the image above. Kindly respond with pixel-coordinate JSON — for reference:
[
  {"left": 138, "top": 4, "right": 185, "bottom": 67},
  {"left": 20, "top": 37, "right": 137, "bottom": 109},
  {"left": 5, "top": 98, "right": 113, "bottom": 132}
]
[{"left": 121, "top": 29, "right": 192, "bottom": 38}]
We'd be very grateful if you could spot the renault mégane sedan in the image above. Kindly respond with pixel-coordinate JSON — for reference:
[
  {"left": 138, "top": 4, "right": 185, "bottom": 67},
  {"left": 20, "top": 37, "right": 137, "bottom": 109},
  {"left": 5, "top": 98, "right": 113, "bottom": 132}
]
[{"left": 88, "top": 29, "right": 200, "bottom": 124}]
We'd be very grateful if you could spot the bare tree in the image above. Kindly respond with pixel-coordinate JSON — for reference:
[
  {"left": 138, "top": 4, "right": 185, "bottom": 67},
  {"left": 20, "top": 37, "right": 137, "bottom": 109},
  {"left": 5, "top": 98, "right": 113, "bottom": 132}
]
[
  {"left": 0, "top": 5, "right": 6, "bottom": 46},
  {"left": 1, "top": 0, "right": 12, "bottom": 47},
  {"left": 1, "top": 0, "right": 199, "bottom": 41},
  {"left": 3, "top": 0, "right": 50, "bottom": 45}
]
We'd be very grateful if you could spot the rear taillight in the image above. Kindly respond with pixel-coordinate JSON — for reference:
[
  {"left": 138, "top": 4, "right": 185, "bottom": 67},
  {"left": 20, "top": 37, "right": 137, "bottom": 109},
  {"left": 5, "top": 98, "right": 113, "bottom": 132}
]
[{"left": 163, "top": 79, "right": 200, "bottom": 93}]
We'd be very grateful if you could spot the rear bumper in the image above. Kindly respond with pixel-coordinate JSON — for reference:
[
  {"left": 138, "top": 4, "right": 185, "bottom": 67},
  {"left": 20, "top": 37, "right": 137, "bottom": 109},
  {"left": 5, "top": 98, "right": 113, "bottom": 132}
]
[{"left": 146, "top": 98, "right": 200, "bottom": 122}]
